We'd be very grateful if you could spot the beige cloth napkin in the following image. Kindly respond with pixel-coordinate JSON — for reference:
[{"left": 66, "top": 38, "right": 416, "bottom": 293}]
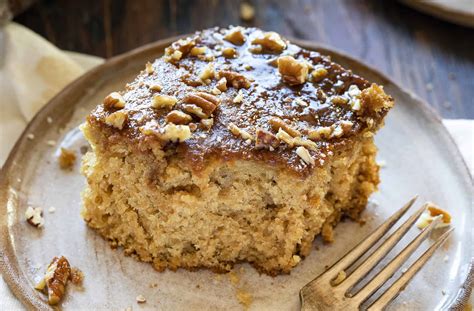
[{"left": 0, "top": 23, "right": 472, "bottom": 310}]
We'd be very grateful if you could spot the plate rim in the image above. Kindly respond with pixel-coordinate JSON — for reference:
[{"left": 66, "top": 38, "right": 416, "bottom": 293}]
[
  {"left": 0, "top": 35, "right": 472, "bottom": 310},
  {"left": 400, "top": 0, "right": 474, "bottom": 28}
]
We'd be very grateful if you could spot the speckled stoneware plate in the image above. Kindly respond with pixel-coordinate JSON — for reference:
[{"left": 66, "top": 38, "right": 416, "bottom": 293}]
[{"left": 0, "top": 37, "right": 472, "bottom": 311}]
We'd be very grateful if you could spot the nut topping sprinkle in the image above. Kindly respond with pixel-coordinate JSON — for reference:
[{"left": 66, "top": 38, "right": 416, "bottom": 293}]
[
  {"left": 166, "top": 110, "right": 193, "bottom": 125},
  {"left": 217, "top": 70, "right": 251, "bottom": 89},
  {"left": 182, "top": 92, "right": 220, "bottom": 117},
  {"left": 252, "top": 32, "right": 286, "bottom": 53},
  {"left": 224, "top": 27, "right": 246, "bottom": 45},
  {"left": 35, "top": 256, "right": 71, "bottom": 305},
  {"left": 255, "top": 128, "right": 280, "bottom": 150},
  {"left": 89, "top": 27, "right": 394, "bottom": 175},
  {"left": 25, "top": 206, "right": 44, "bottom": 227},
  {"left": 269, "top": 117, "right": 301, "bottom": 137},
  {"left": 152, "top": 95, "right": 178, "bottom": 109},
  {"left": 277, "top": 56, "right": 308, "bottom": 85},
  {"left": 296, "top": 146, "right": 314, "bottom": 165},
  {"left": 145, "top": 62, "right": 154, "bottom": 75},
  {"left": 105, "top": 111, "right": 128, "bottom": 129},
  {"left": 228, "top": 123, "right": 254, "bottom": 141},
  {"left": 103, "top": 92, "right": 125, "bottom": 109}
]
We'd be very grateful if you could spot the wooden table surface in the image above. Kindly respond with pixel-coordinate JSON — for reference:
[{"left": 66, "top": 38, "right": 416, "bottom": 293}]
[{"left": 14, "top": 0, "right": 474, "bottom": 119}]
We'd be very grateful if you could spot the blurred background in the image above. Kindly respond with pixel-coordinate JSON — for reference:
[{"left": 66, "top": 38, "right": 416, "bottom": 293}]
[{"left": 8, "top": 0, "right": 474, "bottom": 119}]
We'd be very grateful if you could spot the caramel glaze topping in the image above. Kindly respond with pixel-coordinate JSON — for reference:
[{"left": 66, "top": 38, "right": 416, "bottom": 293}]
[{"left": 88, "top": 27, "right": 393, "bottom": 177}]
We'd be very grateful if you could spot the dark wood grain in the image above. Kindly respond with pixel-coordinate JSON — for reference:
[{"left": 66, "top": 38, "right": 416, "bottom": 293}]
[{"left": 13, "top": 0, "right": 474, "bottom": 118}]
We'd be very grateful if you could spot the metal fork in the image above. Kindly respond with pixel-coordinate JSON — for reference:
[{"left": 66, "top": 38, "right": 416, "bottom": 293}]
[{"left": 300, "top": 196, "right": 453, "bottom": 310}]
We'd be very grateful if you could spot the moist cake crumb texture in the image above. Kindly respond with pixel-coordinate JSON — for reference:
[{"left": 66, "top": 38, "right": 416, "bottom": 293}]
[{"left": 81, "top": 26, "right": 394, "bottom": 275}]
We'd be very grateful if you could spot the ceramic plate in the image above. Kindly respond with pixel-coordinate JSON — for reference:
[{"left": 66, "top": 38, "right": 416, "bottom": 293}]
[
  {"left": 0, "top": 37, "right": 472, "bottom": 310},
  {"left": 401, "top": 0, "right": 474, "bottom": 28}
]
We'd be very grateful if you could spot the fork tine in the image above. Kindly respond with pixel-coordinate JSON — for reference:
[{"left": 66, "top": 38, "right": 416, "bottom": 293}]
[
  {"left": 320, "top": 196, "right": 418, "bottom": 283},
  {"left": 335, "top": 202, "right": 427, "bottom": 292},
  {"left": 351, "top": 216, "right": 443, "bottom": 303},
  {"left": 366, "top": 228, "right": 453, "bottom": 311}
]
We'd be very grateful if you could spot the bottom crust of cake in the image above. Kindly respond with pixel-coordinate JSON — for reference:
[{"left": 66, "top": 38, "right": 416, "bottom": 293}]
[{"left": 81, "top": 126, "right": 379, "bottom": 275}]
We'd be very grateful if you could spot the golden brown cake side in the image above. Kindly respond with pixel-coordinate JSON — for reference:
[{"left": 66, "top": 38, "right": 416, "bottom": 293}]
[{"left": 81, "top": 26, "right": 393, "bottom": 275}]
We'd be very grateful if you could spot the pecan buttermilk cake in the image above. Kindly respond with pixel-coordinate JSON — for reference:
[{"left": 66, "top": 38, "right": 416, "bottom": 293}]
[{"left": 81, "top": 26, "right": 393, "bottom": 275}]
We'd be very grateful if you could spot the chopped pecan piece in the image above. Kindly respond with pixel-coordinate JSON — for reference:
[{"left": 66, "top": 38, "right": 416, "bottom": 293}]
[
  {"left": 224, "top": 27, "right": 246, "bottom": 45},
  {"left": 217, "top": 70, "right": 251, "bottom": 89},
  {"left": 269, "top": 117, "right": 301, "bottom": 137},
  {"left": 311, "top": 65, "right": 328, "bottom": 82},
  {"left": 216, "top": 77, "right": 228, "bottom": 92},
  {"left": 277, "top": 56, "right": 308, "bottom": 85},
  {"left": 211, "top": 87, "right": 222, "bottom": 95},
  {"left": 58, "top": 147, "right": 76, "bottom": 170},
  {"left": 25, "top": 206, "right": 44, "bottom": 228},
  {"left": 148, "top": 83, "right": 162, "bottom": 92},
  {"left": 292, "top": 136, "right": 318, "bottom": 151},
  {"left": 331, "top": 95, "right": 349, "bottom": 106},
  {"left": 276, "top": 128, "right": 295, "bottom": 147},
  {"left": 160, "top": 124, "right": 192, "bottom": 142},
  {"left": 255, "top": 128, "right": 279, "bottom": 150},
  {"left": 233, "top": 90, "right": 244, "bottom": 104},
  {"left": 164, "top": 38, "right": 196, "bottom": 61},
  {"left": 152, "top": 95, "right": 177, "bottom": 109},
  {"left": 199, "top": 63, "right": 215, "bottom": 82},
  {"left": 222, "top": 47, "right": 237, "bottom": 58},
  {"left": 308, "top": 126, "right": 332, "bottom": 141},
  {"left": 200, "top": 118, "right": 214, "bottom": 130},
  {"left": 105, "top": 111, "right": 128, "bottom": 129},
  {"left": 251, "top": 32, "right": 286, "bottom": 53},
  {"left": 145, "top": 62, "right": 154, "bottom": 75},
  {"left": 182, "top": 92, "right": 220, "bottom": 117},
  {"left": 166, "top": 110, "right": 193, "bottom": 124},
  {"left": 190, "top": 46, "right": 207, "bottom": 56},
  {"left": 228, "top": 123, "right": 254, "bottom": 141},
  {"left": 330, "top": 121, "right": 353, "bottom": 138},
  {"left": 295, "top": 98, "right": 308, "bottom": 107},
  {"left": 296, "top": 146, "right": 315, "bottom": 165},
  {"left": 182, "top": 104, "right": 207, "bottom": 119},
  {"left": 140, "top": 121, "right": 192, "bottom": 142},
  {"left": 35, "top": 256, "right": 71, "bottom": 305},
  {"left": 103, "top": 92, "right": 125, "bottom": 109}
]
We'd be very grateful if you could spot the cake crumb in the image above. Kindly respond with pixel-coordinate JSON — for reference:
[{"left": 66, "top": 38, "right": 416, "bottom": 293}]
[
  {"left": 27, "top": 133, "right": 35, "bottom": 140},
  {"left": 70, "top": 267, "right": 84, "bottom": 285},
  {"left": 136, "top": 294, "right": 146, "bottom": 303},
  {"left": 48, "top": 207, "right": 56, "bottom": 213},
  {"left": 236, "top": 288, "right": 253, "bottom": 309},
  {"left": 377, "top": 160, "right": 387, "bottom": 168},
  {"left": 228, "top": 271, "right": 240, "bottom": 285},
  {"left": 443, "top": 255, "right": 449, "bottom": 262},
  {"left": 46, "top": 140, "right": 56, "bottom": 147},
  {"left": 149, "top": 282, "right": 158, "bottom": 288},
  {"left": 233, "top": 90, "right": 244, "bottom": 103},
  {"left": 240, "top": 2, "right": 255, "bottom": 21},
  {"left": 331, "top": 270, "right": 346, "bottom": 286},
  {"left": 46, "top": 117, "right": 53, "bottom": 124},
  {"left": 58, "top": 148, "right": 76, "bottom": 170},
  {"left": 25, "top": 206, "right": 44, "bottom": 228}
]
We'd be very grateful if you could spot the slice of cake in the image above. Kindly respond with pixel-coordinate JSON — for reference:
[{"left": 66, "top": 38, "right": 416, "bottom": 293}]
[{"left": 81, "top": 27, "right": 393, "bottom": 275}]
